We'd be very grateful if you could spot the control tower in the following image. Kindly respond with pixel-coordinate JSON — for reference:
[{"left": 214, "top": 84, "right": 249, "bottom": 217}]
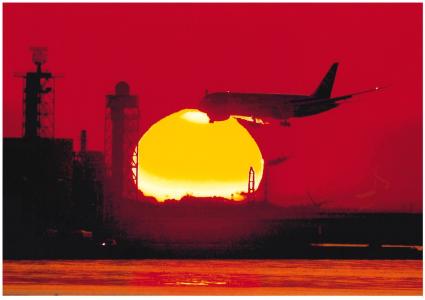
[{"left": 104, "top": 82, "right": 140, "bottom": 221}]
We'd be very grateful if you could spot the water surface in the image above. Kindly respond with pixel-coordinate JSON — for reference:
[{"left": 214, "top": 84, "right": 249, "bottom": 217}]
[{"left": 3, "top": 259, "right": 422, "bottom": 295}]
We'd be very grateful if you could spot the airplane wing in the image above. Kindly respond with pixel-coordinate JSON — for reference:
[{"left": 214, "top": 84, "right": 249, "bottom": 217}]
[{"left": 292, "top": 86, "right": 386, "bottom": 105}]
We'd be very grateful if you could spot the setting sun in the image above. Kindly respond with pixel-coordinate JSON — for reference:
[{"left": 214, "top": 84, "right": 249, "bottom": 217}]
[{"left": 137, "top": 109, "right": 264, "bottom": 201}]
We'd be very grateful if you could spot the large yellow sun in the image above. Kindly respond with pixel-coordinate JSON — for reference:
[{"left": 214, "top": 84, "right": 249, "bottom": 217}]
[{"left": 137, "top": 109, "right": 264, "bottom": 202}]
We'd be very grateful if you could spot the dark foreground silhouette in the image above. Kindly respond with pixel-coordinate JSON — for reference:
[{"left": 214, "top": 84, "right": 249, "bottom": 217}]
[{"left": 4, "top": 198, "right": 422, "bottom": 260}]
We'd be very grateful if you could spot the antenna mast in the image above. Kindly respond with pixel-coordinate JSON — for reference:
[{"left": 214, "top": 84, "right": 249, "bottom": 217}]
[{"left": 248, "top": 166, "right": 255, "bottom": 200}]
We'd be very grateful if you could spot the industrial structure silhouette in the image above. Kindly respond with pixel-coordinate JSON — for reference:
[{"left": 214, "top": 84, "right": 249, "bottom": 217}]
[{"left": 3, "top": 49, "right": 421, "bottom": 259}]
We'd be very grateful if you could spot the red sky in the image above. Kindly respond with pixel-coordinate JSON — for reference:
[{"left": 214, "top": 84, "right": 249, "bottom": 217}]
[{"left": 3, "top": 3, "right": 422, "bottom": 211}]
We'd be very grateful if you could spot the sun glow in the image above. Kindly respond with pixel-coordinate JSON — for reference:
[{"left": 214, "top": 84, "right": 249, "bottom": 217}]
[
  {"left": 181, "top": 110, "right": 211, "bottom": 123},
  {"left": 137, "top": 109, "right": 264, "bottom": 202},
  {"left": 231, "top": 115, "right": 270, "bottom": 125}
]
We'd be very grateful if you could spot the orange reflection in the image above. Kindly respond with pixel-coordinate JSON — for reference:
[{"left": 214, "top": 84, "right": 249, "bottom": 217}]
[
  {"left": 137, "top": 109, "right": 264, "bottom": 201},
  {"left": 3, "top": 260, "right": 423, "bottom": 295}
]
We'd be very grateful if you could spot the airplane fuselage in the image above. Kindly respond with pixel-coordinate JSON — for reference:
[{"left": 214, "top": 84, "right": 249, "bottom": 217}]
[
  {"left": 198, "top": 63, "right": 378, "bottom": 124},
  {"left": 199, "top": 92, "right": 338, "bottom": 122}
]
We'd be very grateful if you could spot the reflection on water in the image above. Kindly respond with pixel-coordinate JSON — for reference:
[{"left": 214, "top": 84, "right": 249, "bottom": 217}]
[
  {"left": 3, "top": 259, "right": 422, "bottom": 295},
  {"left": 169, "top": 280, "right": 227, "bottom": 286}
]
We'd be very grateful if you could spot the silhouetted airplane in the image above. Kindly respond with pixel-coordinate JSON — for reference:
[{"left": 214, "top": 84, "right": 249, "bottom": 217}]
[{"left": 200, "top": 63, "right": 383, "bottom": 126}]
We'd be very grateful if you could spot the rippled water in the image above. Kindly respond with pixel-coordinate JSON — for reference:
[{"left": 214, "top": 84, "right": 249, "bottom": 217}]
[{"left": 3, "top": 259, "right": 422, "bottom": 295}]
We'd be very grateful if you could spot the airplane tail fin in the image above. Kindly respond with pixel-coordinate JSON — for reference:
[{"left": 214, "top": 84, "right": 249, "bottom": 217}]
[{"left": 313, "top": 63, "right": 338, "bottom": 98}]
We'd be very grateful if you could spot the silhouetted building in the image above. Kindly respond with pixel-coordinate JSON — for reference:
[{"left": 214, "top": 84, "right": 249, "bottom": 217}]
[
  {"left": 4, "top": 138, "right": 73, "bottom": 258},
  {"left": 5, "top": 49, "right": 75, "bottom": 258},
  {"left": 18, "top": 47, "right": 56, "bottom": 139},
  {"left": 104, "top": 82, "right": 140, "bottom": 223},
  {"left": 71, "top": 130, "right": 105, "bottom": 230}
]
